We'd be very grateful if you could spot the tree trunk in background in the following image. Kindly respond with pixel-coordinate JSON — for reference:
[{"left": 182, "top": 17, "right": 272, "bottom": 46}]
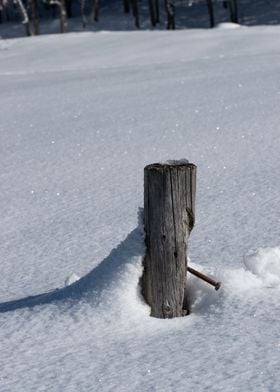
[
  {"left": 207, "top": 0, "right": 215, "bottom": 27},
  {"left": 60, "top": 0, "right": 67, "bottom": 32},
  {"left": 148, "top": 0, "right": 156, "bottom": 27},
  {"left": 123, "top": 0, "right": 130, "bottom": 13},
  {"left": 130, "top": 0, "right": 139, "bottom": 28},
  {"left": 155, "top": 0, "right": 160, "bottom": 24},
  {"left": 15, "top": 0, "right": 31, "bottom": 36},
  {"left": 30, "top": 0, "right": 40, "bottom": 34},
  {"left": 92, "top": 0, "right": 99, "bottom": 22},
  {"left": 0, "top": 0, "right": 3, "bottom": 24},
  {"left": 228, "top": 0, "right": 238, "bottom": 23},
  {"left": 65, "top": 0, "right": 72, "bottom": 17},
  {"left": 50, "top": 0, "right": 67, "bottom": 32},
  {"left": 165, "top": 0, "right": 175, "bottom": 29},
  {"left": 81, "top": 0, "right": 87, "bottom": 27}
]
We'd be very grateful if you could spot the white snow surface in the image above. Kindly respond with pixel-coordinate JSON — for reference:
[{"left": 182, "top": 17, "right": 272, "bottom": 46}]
[{"left": 1, "top": 27, "right": 280, "bottom": 391}]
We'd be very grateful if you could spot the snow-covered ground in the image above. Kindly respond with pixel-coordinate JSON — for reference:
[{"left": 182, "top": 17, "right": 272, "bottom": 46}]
[{"left": 1, "top": 24, "right": 280, "bottom": 391}]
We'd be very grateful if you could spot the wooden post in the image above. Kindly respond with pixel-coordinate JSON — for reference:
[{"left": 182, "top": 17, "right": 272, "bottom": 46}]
[{"left": 142, "top": 161, "right": 196, "bottom": 318}]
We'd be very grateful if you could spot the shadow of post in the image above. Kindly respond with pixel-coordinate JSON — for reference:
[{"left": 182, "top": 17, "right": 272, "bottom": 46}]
[{"left": 0, "top": 226, "right": 144, "bottom": 313}]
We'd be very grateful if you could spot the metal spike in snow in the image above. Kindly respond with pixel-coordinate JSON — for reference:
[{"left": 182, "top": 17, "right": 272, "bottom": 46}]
[{"left": 187, "top": 266, "right": 221, "bottom": 291}]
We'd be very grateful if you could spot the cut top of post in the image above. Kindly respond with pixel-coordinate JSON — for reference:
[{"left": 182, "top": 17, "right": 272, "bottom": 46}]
[{"left": 145, "top": 160, "right": 196, "bottom": 171}]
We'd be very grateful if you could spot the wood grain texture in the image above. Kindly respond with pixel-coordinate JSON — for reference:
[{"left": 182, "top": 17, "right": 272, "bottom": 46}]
[{"left": 142, "top": 162, "right": 196, "bottom": 318}]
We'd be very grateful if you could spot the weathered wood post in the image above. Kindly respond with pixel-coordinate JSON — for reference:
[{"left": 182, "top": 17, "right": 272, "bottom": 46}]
[{"left": 142, "top": 161, "right": 196, "bottom": 318}]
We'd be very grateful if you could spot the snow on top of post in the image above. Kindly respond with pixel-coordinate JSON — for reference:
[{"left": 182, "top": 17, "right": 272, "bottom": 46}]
[{"left": 164, "top": 159, "right": 189, "bottom": 165}]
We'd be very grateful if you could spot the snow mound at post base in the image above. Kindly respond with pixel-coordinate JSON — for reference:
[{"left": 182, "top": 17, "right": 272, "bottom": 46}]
[
  {"left": 244, "top": 247, "right": 280, "bottom": 288},
  {"left": 64, "top": 273, "right": 80, "bottom": 287}
]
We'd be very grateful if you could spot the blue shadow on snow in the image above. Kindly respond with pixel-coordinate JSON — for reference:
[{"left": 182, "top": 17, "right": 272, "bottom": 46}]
[{"left": 0, "top": 226, "right": 144, "bottom": 313}]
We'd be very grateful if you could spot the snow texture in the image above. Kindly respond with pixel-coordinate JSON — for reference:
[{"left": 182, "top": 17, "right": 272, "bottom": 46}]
[
  {"left": 1, "top": 25, "right": 280, "bottom": 392},
  {"left": 244, "top": 247, "right": 280, "bottom": 288},
  {"left": 64, "top": 273, "right": 81, "bottom": 287}
]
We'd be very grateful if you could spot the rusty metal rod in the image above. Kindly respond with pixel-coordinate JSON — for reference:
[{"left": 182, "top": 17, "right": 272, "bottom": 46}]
[{"left": 187, "top": 266, "right": 221, "bottom": 291}]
